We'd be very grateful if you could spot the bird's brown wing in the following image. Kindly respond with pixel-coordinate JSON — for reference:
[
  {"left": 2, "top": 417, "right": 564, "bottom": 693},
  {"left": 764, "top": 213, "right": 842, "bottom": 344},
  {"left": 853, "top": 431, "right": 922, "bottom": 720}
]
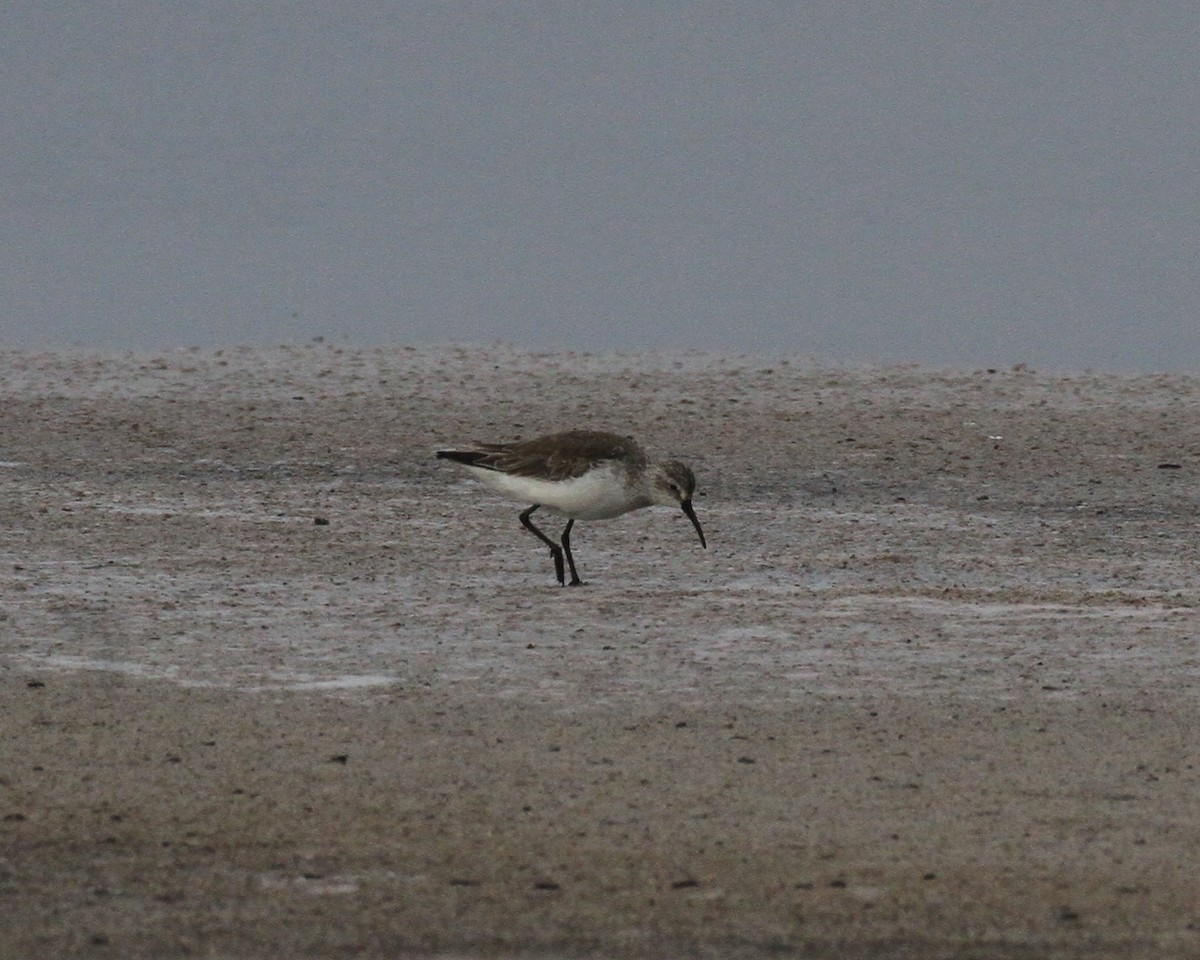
[{"left": 477, "top": 430, "right": 645, "bottom": 482}]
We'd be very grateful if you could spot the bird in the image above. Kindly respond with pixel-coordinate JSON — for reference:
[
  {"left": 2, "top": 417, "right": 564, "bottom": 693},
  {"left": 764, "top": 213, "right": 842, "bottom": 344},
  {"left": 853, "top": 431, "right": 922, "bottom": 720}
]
[{"left": 436, "top": 429, "right": 706, "bottom": 585}]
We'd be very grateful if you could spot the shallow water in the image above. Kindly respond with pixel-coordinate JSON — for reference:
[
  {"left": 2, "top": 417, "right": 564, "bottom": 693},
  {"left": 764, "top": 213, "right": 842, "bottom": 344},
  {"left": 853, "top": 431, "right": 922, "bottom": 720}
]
[{"left": 4, "top": 344, "right": 1198, "bottom": 709}]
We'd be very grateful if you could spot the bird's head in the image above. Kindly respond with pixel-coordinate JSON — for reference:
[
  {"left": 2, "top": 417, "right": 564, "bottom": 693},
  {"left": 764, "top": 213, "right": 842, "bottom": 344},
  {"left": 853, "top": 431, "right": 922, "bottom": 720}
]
[{"left": 652, "top": 460, "right": 706, "bottom": 549}]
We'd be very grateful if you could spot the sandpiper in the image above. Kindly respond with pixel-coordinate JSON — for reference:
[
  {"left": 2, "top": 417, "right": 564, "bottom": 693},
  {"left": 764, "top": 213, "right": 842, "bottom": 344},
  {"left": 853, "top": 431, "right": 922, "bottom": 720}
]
[{"left": 436, "top": 429, "right": 706, "bottom": 586}]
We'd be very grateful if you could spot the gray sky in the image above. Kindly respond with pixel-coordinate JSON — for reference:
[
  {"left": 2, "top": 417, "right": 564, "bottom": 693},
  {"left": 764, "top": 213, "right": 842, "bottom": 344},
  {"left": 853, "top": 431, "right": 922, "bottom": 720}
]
[{"left": 4, "top": 3, "right": 1199, "bottom": 370}]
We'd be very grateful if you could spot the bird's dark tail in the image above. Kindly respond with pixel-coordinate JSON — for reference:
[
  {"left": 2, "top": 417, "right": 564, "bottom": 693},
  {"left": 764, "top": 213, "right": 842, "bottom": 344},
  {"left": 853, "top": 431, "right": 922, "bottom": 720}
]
[{"left": 436, "top": 450, "right": 490, "bottom": 467}]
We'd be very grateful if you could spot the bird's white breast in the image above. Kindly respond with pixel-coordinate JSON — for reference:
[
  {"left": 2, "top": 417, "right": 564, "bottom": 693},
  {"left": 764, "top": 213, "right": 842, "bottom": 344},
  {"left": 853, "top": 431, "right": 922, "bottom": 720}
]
[{"left": 472, "top": 463, "right": 646, "bottom": 520}]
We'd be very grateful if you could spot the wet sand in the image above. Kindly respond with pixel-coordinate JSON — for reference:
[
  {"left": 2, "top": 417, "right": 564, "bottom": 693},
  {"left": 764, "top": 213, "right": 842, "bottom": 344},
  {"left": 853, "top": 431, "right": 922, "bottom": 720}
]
[{"left": 2, "top": 344, "right": 1199, "bottom": 958}]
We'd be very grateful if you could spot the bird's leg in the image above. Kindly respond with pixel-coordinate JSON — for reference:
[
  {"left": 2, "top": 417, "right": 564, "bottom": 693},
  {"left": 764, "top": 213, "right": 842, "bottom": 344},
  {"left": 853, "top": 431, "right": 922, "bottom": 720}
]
[
  {"left": 560, "top": 519, "right": 584, "bottom": 586},
  {"left": 519, "top": 505, "right": 565, "bottom": 585}
]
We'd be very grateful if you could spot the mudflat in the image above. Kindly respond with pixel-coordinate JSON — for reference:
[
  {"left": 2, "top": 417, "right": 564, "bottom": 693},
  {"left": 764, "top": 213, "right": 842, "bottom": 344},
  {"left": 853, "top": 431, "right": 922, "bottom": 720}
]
[{"left": 2, "top": 345, "right": 1198, "bottom": 959}]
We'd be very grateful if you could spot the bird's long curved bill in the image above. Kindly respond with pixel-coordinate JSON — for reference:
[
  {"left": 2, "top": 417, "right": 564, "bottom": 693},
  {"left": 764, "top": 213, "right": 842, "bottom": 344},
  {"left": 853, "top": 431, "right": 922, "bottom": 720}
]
[{"left": 681, "top": 499, "right": 707, "bottom": 549}]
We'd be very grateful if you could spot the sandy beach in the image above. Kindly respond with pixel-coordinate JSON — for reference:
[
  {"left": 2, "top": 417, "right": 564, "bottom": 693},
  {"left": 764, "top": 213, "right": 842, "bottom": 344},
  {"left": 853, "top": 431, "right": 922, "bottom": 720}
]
[{"left": 2, "top": 344, "right": 1199, "bottom": 959}]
